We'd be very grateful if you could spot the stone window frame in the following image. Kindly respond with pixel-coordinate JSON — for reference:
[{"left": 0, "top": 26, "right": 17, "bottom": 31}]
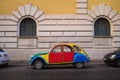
[
  {"left": 20, "top": 18, "right": 36, "bottom": 37},
  {"left": 93, "top": 16, "right": 113, "bottom": 47},
  {"left": 94, "top": 17, "right": 111, "bottom": 38},
  {"left": 18, "top": 16, "right": 38, "bottom": 38}
]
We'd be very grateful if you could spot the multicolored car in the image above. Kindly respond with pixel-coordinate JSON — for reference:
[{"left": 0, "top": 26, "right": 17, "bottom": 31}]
[{"left": 30, "top": 43, "right": 90, "bottom": 69}]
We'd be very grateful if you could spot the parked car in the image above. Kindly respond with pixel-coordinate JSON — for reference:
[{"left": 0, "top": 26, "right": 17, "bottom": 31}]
[
  {"left": 0, "top": 48, "right": 9, "bottom": 66},
  {"left": 103, "top": 48, "right": 120, "bottom": 67},
  {"left": 30, "top": 43, "right": 90, "bottom": 70}
]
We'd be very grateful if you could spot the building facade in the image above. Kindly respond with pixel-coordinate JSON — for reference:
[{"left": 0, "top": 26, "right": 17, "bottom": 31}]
[{"left": 0, "top": 0, "right": 120, "bottom": 61}]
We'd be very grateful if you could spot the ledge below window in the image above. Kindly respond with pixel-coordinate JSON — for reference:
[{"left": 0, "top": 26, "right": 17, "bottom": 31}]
[
  {"left": 18, "top": 36, "right": 38, "bottom": 39},
  {"left": 18, "top": 37, "right": 38, "bottom": 48},
  {"left": 94, "top": 36, "right": 113, "bottom": 38}
]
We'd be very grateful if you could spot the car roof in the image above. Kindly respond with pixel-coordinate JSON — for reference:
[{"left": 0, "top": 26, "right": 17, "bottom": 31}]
[{"left": 54, "top": 43, "right": 78, "bottom": 47}]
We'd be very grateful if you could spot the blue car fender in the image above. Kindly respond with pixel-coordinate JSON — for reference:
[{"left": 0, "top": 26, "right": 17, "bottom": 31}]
[
  {"left": 74, "top": 53, "right": 89, "bottom": 63},
  {"left": 30, "top": 56, "right": 47, "bottom": 65}
]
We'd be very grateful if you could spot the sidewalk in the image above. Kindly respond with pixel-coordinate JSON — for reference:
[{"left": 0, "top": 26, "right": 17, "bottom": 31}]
[
  {"left": 9, "top": 61, "right": 29, "bottom": 66},
  {"left": 90, "top": 60, "right": 104, "bottom": 64}
]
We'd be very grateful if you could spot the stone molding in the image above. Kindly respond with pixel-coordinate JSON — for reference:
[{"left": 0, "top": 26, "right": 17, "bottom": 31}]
[{"left": 88, "top": 3, "right": 120, "bottom": 23}]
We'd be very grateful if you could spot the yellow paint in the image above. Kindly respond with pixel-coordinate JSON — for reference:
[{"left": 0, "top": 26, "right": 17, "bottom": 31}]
[
  {"left": 0, "top": 0, "right": 76, "bottom": 14},
  {"left": 0, "top": 0, "right": 120, "bottom": 14},
  {"left": 41, "top": 54, "right": 49, "bottom": 64},
  {"left": 88, "top": 0, "right": 120, "bottom": 14}
]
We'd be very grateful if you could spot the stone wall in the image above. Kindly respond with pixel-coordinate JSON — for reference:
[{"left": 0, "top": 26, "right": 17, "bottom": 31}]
[{"left": 0, "top": 0, "right": 120, "bottom": 61}]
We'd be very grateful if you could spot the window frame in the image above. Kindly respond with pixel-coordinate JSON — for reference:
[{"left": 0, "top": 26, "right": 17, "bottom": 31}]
[
  {"left": 63, "top": 45, "right": 73, "bottom": 52},
  {"left": 52, "top": 45, "right": 62, "bottom": 53},
  {"left": 94, "top": 17, "right": 111, "bottom": 38},
  {"left": 19, "top": 17, "right": 37, "bottom": 37}
]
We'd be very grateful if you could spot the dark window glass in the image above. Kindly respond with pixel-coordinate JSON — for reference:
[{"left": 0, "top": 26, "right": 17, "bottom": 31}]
[
  {"left": 20, "top": 18, "right": 36, "bottom": 36},
  {"left": 94, "top": 18, "right": 110, "bottom": 37}
]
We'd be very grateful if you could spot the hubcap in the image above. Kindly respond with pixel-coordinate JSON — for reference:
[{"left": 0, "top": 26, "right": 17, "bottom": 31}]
[
  {"left": 34, "top": 61, "right": 43, "bottom": 69},
  {"left": 75, "top": 63, "right": 84, "bottom": 69},
  {"left": 77, "top": 63, "right": 83, "bottom": 68}
]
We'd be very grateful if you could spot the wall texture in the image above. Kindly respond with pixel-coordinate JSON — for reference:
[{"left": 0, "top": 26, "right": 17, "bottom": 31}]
[{"left": 0, "top": 0, "right": 120, "bottom": 14}]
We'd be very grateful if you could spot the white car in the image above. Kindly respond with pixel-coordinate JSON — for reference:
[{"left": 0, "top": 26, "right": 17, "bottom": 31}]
[{"left": 0, "top": 48, "right": 9, "bottom": 66}]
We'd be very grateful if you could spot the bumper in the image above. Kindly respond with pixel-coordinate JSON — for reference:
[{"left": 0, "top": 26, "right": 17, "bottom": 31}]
[
  {"left": 103, "top": 57, "right": 117, "bottom": 66},
  {"left": 30, "top": 60, "right": 33, "bottom": 65},
  {"left": 86, "top": 59, "right": 90, "bottom": 63},
  {"left": 0, "top": 60, "right": 9, "bottom": 65}
]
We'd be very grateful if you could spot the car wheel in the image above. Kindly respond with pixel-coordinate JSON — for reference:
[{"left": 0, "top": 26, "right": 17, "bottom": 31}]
[
  {"left": 117, "top": 59, "right": 120, "bottom": 67},
  {"left": 34, "top": 60, "right": 43, "bottom": 70},
  {"left": 74, "top": 62, "right": 84, "bottom": 69}
]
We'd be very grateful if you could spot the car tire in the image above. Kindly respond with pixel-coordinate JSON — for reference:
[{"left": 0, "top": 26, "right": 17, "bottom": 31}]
[
  {"left": 117, "top": 59, "right": 120, "bottom": 67},
  {"left": 34, "top": 60, "right": 43, "bottom": 70},
  {"left": 74, "top": 62, "right": 84, "bottom": 69},
  {"left": 105, "top": 63, "right": 111, "bottom": 66}
]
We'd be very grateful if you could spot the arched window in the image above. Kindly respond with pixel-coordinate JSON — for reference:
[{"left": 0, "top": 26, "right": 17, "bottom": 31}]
[
  {"left": 94, "top": 18, "right": 110, "bottom": 37},
  {"left": 20, "top": 18, "right": 36, "bottom": 36}
]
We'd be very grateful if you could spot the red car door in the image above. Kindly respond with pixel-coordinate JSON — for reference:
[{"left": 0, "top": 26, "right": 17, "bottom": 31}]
[
  {"left": 63, "top": 45, "right": 74, "bottom": 63},
  {"left": 49, "top": 45, "right": 63, "bottom": 63}
]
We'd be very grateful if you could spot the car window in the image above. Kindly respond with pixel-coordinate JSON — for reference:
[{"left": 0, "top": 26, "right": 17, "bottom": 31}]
[
  {"left": 52, "top": 46, "right": 62, "bottom": 52},
  {"left": 64, "top": 45, "right": 72, "bottom": 52},
  {"left": 73, "top": 45, "right": 80, "bottom": 53},
  {"left": 0, "top": 48, "right": 4, "bottom": 52}
]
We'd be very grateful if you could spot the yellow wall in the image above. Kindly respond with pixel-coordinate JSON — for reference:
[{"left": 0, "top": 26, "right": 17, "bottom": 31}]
[
  {"left": 0, "top": 0, "right": 76, "bottom": 14},
  {"left": 0, "top": 0, "right": 120, "bottom": 14}
]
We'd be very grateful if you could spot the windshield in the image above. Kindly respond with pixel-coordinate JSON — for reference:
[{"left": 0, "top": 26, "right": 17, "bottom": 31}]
[
  {"left": 73, "top": 45, "right": 89, "bottom": 57},
  {"left": 73, "top": 45, "right": 80, "bottom": 53}
]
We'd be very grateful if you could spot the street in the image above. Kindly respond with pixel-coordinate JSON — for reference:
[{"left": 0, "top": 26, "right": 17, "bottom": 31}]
[{"left": 0, "top": 62, "right": 120, "bottom": 80}]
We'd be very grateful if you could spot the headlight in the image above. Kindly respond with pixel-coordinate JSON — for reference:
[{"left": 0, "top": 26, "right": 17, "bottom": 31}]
[{"left": 109, "top": 55, "right": 116, "bottom": 60}]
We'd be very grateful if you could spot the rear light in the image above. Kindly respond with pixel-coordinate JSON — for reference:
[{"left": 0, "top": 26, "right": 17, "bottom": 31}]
[{"left": 0, "top": 54, "right": 2, "bottom": 57}]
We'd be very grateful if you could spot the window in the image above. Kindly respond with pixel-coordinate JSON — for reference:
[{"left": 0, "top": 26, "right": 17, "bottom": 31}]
[
  {"left": 64, "top": 46, "right": 72, "bottom": 52},
  {"left": 73, "top": 45, "right": 81, "bottom": 53},
  {"left": 52, "top": 46, "right": 62, "bottom": 52},
  {"left": 20, "top": 18, "right": 36, "bottom": 36},
  {"left": 94, "top": 18, "right": 110, "bottom": 37}
]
